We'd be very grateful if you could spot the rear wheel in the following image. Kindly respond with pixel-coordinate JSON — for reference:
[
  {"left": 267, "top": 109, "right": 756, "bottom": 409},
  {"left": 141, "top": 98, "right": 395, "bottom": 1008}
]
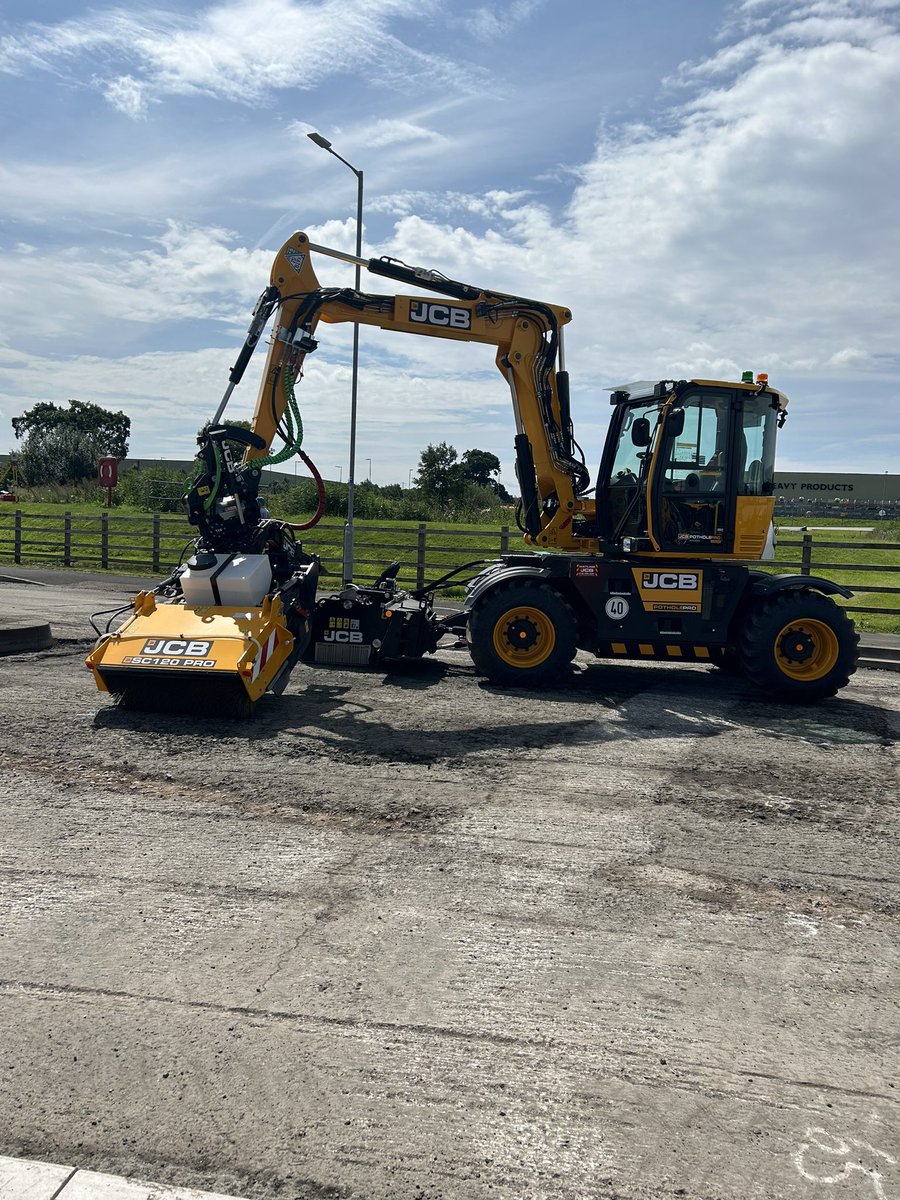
[
  {"left": 738, "top": 589, "right": 858, "bottom": 701},
  {"left": 468, "top": 582, "right": 577, "bottom": 686}
]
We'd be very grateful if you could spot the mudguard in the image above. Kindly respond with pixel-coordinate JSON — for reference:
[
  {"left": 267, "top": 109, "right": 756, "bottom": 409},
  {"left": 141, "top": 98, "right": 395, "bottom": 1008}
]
[
  {"left": 748, "top": 571, "right": 853, "bottom": 600},
  {"left": 465, "top": 561, "right": 553, "bottom": 607}
]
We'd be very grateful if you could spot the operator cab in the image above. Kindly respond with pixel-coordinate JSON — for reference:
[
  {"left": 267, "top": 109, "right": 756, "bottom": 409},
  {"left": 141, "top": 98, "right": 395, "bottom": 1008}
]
[{"left": 596, "top": 378, "right": 786, "bottom": 558}]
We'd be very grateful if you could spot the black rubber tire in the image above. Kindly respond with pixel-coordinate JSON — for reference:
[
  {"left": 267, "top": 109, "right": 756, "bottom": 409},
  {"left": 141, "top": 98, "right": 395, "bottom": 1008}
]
[
  {"left": 467, "top": 582, "right": 577, "bottom": 687},
  {"left": 711, "top": 647, "right": 744, "bottom": 676},
  {"left": 737, "top": 589, "right": 859, "bottom": 702}
]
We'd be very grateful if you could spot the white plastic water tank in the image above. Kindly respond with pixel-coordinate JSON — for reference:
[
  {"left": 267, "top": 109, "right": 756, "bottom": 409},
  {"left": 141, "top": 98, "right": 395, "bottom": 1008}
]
[{"left": 181, "top": 554, "right": 273, "bottom": 607}]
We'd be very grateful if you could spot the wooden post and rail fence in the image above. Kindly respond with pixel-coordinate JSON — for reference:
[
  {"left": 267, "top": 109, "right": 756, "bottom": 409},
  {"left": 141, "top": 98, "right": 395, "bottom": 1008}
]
[{"left": 0, "top": 511, "right": 898, "bottom": 624}]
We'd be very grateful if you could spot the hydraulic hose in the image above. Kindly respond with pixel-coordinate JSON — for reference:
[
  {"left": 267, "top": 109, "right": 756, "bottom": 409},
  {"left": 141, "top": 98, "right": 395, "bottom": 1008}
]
[
  {"left": 248, "top": 365, "right": 304, "bottom": 469},
  {"left": 289, "top": 450, "right": 327, "bottom": 532}
]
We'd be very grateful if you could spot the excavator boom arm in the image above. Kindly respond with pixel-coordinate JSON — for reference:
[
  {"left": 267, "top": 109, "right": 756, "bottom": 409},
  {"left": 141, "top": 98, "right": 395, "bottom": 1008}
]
[{"left": 241, "top": 232, "right": 595, "bottom": 549}]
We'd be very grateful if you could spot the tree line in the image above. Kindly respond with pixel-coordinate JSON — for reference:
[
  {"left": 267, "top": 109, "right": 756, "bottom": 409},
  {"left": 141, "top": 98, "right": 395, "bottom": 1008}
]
[{"left": 9, "top": 401, "right": 130, "bottom": 487}]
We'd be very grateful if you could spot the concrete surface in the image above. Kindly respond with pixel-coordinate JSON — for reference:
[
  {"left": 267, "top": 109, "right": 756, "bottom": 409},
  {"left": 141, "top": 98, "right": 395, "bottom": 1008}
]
[
  {"left": 858, "top": 635, "right": 900, "bottom": 673},
  {"left": 0, "top": 1154, "right": 73, "bottom": 1199},
  {"left": 0, "top": 1155, "right": 246, "bottom": 1199},
  {"left": 0, "top": 618, "right": 53, "bottom": 655},
  {"left": 0, "top": 574, "right": 898, "bottom": 1200}
]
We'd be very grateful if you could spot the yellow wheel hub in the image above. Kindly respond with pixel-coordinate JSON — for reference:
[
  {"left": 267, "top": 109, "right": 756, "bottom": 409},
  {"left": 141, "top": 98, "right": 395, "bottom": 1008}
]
[
  {"left": 493, "top": 605, "right": 556, "bottom": 668},
  {"left": 774, "top": 618, "right": 839, "bottom": 681}
]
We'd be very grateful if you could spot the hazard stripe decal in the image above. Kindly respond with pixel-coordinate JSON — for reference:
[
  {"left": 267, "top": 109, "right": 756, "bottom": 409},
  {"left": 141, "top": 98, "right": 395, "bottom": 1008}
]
[
  {"left": 597, "top": 641, "right": 721, "bottom": 663},
  {"left": 251, "top": 631, "right": 278, "bottom": 681}
]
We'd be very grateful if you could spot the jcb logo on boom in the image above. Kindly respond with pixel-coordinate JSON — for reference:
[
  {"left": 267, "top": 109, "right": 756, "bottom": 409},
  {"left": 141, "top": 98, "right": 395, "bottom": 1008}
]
[
  {"left": 641, "top": 573, "right": 699, "bottom": 591},
  {"left": 141, "top": 638, "right": 212, "bottom": 657},
  {"left": 409, "top": 300, "right": 471, "bottom": 330}
]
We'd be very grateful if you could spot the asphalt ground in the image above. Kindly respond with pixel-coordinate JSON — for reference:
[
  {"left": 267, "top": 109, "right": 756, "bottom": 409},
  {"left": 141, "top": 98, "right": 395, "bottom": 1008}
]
[{"left": 0, "top": 570, "right": 897, "bottom": 1200}]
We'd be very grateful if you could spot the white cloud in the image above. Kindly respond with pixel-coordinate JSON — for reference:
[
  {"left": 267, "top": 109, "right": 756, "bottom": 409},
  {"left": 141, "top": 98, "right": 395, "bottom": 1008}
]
[
  {"left": 342, "top": 1, "right": 900, "bottom": 472},
  {"left": 0, "top": 224, "right": 274, "bottom": 340},
  {"left": 354, "top": 120, "right": 447, "bottom": 150},
  {"left": 453, "top": 0, "right": 545, "bottom": 42},
  {"left": 825, "top": 347, "right": 868, "bottom": 367},
  {"left": 3, "top": 0, "right": 899, "bottom": 480},
  {"left": 101, "top": 74, "right": 149, "bottom": 119},
  {"left": 0, "top": 0, "right": 485, "bottom": 115},
  {"left": 367, "top": 189, "right": 530, "bottom": 219},
  {"left": 358, "top": 2, "right": 900, "bottom": 385}
]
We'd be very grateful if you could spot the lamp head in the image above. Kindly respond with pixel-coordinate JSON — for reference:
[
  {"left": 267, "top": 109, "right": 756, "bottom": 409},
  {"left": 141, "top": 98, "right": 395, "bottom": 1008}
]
[{"left": 307, "top": 131, "right": 332, "bottom": 150}]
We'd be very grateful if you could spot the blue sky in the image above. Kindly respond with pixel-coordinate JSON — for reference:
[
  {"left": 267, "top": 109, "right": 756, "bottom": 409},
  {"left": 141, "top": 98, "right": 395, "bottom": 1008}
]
[{"left": 1, "top": 0, "right": 898, "bottom": 486}]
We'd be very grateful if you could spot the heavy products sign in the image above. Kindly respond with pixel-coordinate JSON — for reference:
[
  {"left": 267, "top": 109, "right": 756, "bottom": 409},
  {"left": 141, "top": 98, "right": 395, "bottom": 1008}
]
[
  {"left": 771, "top": 473, "right": 899, "bottom": 503},
  {"left": 775, "top": 480, "right": 854, "bottom": 492}
]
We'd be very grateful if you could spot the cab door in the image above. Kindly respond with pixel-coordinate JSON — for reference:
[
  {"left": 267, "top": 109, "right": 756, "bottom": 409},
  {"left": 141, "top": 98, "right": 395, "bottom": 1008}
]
[
  {"left": 596, "top": 397, "right": 661, "bottom": 544},
  {"left": 650, "top": 389, "right": 736, "bottom": 554}
]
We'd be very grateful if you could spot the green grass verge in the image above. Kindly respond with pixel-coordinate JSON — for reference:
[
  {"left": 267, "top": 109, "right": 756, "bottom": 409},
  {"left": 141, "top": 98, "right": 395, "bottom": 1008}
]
[{"left": 771, "top": 517, "right": 900, "bottom": 633}]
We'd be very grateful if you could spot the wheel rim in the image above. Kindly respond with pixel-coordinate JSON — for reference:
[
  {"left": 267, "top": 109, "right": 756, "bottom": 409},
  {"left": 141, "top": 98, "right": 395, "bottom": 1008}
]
[
  {"left": 493, "top": 605, "right": 556, "bottom": 668},
  {"left": 774, "top": 618, "right": 839, "bottom": 681}
]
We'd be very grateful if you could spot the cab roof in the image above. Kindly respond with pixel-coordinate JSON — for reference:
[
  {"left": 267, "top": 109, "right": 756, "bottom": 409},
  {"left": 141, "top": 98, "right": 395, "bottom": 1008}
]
[{"left": 608, "top": 378, "right": 789, "bottom": 409}]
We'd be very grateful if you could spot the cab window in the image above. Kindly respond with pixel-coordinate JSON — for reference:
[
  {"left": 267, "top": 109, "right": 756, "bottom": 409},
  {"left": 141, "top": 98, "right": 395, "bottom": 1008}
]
[
  {"left": 610, "top": 401, "right": 659, "bottom": 481},
  {"left": 740, "top": 398, "right": 775, "bottom": 496},
  {"left": 662, "top": 392, "right": 729, "bottom": 491},
  {"left": 601, "top": 399, "right": 660, "bottom": 540}
]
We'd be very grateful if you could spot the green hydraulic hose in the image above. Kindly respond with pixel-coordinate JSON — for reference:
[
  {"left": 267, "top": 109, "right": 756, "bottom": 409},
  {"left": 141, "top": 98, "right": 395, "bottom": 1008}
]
[{"left": 243, "top": 365, "right": 304, "bottom": 470}]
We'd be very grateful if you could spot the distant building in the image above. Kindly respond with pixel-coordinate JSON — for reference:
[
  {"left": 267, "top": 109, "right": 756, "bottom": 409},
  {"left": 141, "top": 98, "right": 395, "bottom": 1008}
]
[{"left": 772, "top": 472, "right": 899, "bottom": 507}]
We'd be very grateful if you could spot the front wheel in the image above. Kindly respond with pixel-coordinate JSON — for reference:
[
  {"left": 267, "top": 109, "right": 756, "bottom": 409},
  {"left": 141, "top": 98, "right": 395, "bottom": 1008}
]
[
  {"left": 467, "top": 582, "right": 577, "bottom": 687},
  {"left": 738, "top": 589, "right": 858, "bottom": 701}
]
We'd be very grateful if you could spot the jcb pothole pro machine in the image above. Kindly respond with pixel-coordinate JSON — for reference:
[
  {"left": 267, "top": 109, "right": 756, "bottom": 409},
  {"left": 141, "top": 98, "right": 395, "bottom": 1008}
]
[{"left": 86, "top": 231, "right": 858, "bottom": 714}]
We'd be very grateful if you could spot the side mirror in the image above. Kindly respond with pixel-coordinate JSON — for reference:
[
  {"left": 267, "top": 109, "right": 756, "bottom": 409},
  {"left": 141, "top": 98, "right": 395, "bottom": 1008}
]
[
  {"left": 667, "top": 408, "right": 685, "bottom": 438},
  {"left": 631, "top": 417, "right": 651, "bottom": 447}
]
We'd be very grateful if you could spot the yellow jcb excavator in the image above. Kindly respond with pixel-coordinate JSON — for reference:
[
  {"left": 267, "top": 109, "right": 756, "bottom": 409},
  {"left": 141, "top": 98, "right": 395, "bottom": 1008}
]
[{"left": 86, "top": 231, "right": 858, "bottom": 714}]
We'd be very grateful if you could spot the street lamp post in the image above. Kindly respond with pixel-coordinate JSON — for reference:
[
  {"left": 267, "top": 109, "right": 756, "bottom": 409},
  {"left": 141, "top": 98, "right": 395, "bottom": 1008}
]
[
  {"left": 365, "top": 457, "right": 372, "bottom": 481},
  {"left": 335, "top": 465, "right": 343, "bottom": 484},
  {"left": 308, "top": 130, "right": 363, "bottom": 586}
]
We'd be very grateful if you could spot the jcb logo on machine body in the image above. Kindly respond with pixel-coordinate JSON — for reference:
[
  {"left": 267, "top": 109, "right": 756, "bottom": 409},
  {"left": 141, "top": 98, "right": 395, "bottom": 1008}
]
[
  {"left": 323, "top": 616, "right": 364, "bottom": 645},
  {"left": 633, "top": 568, "right": 703, "bottom": 613},
  {"left": 641, "top": 573, "right": 698, "bottom": 590},
  {"left": 141, "top": 639, "right": 212, "bottom": 657},
  {"left": 409, "top": 300, "right": 471, "bottom": 330},
  {"left": 125, "top": 639, "right": 216, "bottom": 667}
]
